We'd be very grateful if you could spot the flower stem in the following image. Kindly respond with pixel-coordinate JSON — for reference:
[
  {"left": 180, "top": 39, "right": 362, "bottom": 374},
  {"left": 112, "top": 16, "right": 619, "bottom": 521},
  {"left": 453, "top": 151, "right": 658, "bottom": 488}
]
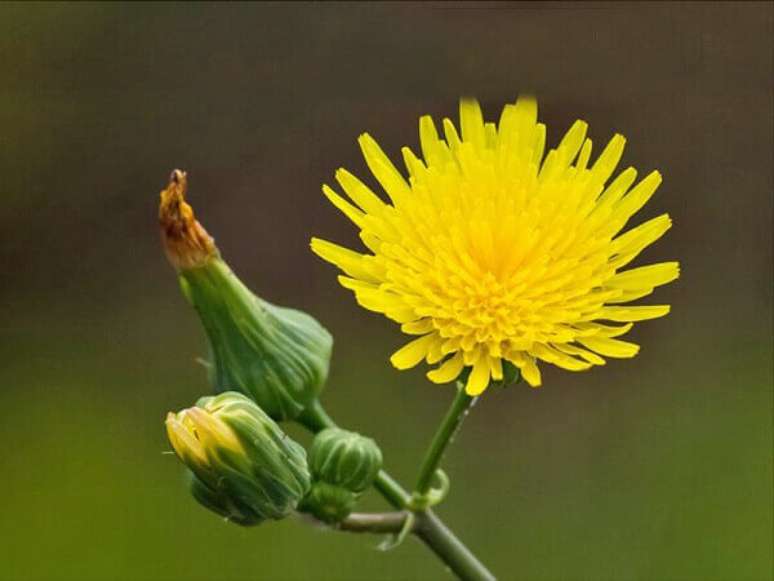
[{"left": 413, "top": 383, "right": 475, "bottom": 499}]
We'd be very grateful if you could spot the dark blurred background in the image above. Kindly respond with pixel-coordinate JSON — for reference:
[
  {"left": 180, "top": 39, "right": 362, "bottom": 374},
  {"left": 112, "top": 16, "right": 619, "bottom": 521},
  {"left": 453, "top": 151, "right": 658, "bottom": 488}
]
[{"left": 0, "top": 3, "right": 771, "bottom": 580}]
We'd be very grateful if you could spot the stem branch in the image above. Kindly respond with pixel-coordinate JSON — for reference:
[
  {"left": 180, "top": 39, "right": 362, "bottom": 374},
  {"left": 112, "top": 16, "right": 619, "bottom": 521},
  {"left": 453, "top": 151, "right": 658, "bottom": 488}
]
[{"left": 336, "top": 511, "right": 410, "bottom": 534}]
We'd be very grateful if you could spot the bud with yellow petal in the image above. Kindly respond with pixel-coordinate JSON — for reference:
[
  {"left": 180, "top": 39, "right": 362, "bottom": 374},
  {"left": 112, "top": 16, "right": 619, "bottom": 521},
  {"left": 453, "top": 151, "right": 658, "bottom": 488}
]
[
  {"left": 159, "top": 171, "right": 333, "bottom": 421},
  {"left": 165, "top": 391, "right": 311, "bottom": 525}
]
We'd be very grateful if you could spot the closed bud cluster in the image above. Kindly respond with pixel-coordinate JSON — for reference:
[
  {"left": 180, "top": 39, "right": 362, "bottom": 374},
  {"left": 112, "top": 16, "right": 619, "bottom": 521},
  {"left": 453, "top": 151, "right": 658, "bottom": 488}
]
[
  {"left": 159, "top": 170, "right": 333, "bottom": 421},
  {"left": 166, "top": 391, "right": 311, "bottom": 526},
  {"left": 300, "top": 428, "right": 383, "bottom": 524}
]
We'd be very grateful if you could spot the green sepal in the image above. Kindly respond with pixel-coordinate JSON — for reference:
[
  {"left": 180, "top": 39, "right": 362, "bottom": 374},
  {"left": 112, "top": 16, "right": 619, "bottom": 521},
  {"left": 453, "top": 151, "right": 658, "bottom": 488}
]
[{"left": 186, "top": 470, "right": 265, "bottom": 527}]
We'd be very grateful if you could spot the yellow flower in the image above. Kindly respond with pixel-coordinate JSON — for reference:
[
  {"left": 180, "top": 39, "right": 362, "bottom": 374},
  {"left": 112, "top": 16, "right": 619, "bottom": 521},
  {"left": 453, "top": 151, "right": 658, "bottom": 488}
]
[{"left": 311, "top": 97, "right": 679, "bottom": 395}]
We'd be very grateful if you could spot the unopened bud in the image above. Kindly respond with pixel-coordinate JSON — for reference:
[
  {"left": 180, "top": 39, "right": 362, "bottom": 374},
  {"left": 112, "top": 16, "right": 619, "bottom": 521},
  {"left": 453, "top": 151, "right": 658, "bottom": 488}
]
[
  {"left": 165, "top": 392, "right": 311, "bottom": 525},
  {"left": 300, "top": 428, "right": 383, "bottom": 523},
  {"left": 310, "top": 428, "right": 383, "bottom": 493}
]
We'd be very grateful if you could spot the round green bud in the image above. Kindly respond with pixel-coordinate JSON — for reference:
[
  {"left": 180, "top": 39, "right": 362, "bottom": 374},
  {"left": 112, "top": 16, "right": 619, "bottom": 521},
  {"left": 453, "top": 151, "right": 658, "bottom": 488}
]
[
  {"left": 166, "top": 391, "right": 311, "bottom": 525},
  {"left": 309, "top": 428, "right": 383, "bottom": 494},
  {"left": 299, "top": 481, "right": 358, "bottom": 524}
]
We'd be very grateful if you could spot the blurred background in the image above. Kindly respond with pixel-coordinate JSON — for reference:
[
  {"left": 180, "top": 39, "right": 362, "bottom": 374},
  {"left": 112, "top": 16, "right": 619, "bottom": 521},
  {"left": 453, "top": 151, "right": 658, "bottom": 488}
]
[{"left": 0, "top": 3, "right": 771, "bottom": 580}]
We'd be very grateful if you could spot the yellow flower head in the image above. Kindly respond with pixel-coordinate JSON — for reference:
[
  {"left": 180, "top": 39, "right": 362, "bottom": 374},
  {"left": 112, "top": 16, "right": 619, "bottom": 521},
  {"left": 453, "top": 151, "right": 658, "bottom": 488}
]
[
  {"left": 165, "top": 404, "right": 245, "bottom": 475},
  {"left": 311, "top": 97, "right": 679, "bottom": 395}
]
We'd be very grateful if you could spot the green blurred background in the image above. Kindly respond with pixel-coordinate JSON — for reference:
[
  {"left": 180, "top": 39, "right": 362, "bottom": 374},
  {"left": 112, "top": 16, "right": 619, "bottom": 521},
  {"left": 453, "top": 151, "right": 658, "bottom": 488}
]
[{"left": 0, "top": 3, "right": 771, "bottom": 580}]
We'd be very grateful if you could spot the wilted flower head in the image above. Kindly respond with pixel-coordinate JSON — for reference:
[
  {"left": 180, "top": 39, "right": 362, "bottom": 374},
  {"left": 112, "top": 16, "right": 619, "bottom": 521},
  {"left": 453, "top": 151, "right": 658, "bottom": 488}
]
[
  {"left": 312, "top": 97, "right": 679, "bottom": 395},
  {"left": 165, "top": 391, "right": 311, "bottom": 525},
  {"left": 159, "top": 172, "right": 333, "bottom": 421}
]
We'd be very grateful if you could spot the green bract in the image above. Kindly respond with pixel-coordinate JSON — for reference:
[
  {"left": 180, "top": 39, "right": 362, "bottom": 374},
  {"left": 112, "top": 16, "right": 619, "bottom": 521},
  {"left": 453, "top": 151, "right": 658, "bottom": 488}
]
[
  {"left": 166, "top": 392, "right": 311, "bottom": 526},
  {"left": 179, "top": 259, "right": 333, "bottom": 421}
]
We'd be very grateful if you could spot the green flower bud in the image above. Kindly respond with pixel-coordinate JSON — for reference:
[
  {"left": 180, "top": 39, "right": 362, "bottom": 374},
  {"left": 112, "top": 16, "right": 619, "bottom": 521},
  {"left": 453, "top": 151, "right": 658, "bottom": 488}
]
[
  {"left": 160, "top": 170, "right": 333, "bottom": 421},
  {"left": 300, "top": 428, "right": 383, "bottom": 523},
  {"left": 309, "top": 428, "right": 383, "bottom": 493},
  {"left": 165, "top": 391, "right": 311, "bottom": 526},
  {"left": 300, "top": 481, "right": 358, "bottom": 524}
]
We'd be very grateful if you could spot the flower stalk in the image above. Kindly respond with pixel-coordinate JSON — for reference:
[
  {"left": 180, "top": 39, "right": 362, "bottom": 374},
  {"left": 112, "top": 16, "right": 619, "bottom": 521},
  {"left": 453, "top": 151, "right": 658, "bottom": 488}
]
[{"left": 413, "top": 383, "right": 475, "bottom": 504}]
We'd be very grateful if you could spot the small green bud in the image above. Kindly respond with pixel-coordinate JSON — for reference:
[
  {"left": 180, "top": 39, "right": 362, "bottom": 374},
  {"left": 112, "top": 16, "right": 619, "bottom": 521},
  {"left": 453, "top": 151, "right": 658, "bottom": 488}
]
[
  {"left": 166, "top": 391, "right": 311, "bottom": 525},
  {"left": 299, "top": 481, "right": 358, "bottom": 524},
  {"left": 159, "top": 171, "right": 333, "bottom": 421},
  {"left": 299, "top": 428, "right": 383, "bottom": 524},
  {"left": 309, "top": 428, "right": 383, "bottom": 493}
]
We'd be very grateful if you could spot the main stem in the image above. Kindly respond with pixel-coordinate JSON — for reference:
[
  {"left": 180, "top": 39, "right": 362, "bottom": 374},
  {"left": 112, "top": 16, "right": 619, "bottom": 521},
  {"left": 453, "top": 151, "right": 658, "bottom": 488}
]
[{"left": 299, "top": 396, "right": 495, "bottom": 581}]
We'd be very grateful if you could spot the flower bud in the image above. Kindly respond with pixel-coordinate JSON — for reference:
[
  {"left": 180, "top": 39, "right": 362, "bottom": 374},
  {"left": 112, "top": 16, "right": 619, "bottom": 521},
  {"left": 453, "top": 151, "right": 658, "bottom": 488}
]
[
  {"left": 300, "top": 481, "right": 358, "bottom": 524},
  {"left": 300, "top": 428, "right": 383, "bottom": 523},
  {"left": 165, "top": 391, "right": 311, "bottom": 525},
  {"left": 309, "top": 428, "right": 383, "bottom": 493},
  {"left": 159, "top": 171, "right": 333, "bottom": 421}
]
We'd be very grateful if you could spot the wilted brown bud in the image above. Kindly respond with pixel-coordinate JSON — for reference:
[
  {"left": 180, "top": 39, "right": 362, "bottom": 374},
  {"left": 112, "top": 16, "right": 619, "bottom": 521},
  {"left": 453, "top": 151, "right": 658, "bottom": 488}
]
[{"left": 159, "top": 170, "right": 218, "bottom": 270}]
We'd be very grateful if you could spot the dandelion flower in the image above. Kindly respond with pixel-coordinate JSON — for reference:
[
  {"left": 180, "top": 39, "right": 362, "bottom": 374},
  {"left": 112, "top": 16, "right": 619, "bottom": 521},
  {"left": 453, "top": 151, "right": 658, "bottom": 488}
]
[{"left": 311, "top": 97, "right": 679, "bottom": 395}]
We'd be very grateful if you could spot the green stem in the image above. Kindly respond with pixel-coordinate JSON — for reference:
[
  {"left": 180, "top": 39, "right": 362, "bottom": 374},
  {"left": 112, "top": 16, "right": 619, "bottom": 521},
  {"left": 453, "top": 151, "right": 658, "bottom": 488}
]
[
  {"left": 413, "top": 383, "right": 475, "bottom": 498},
  {"left": 299, "top": 397, "right": 495, "bottom": 581},
  {"left": 297, "top": 399, "right": 337, "bottom": 432},
  {"left": 374, "top": 469, "right": 412, "bottom": 508},
  {"left": 336, "top": 511, "right": 409, "bottom": 533},
  {"left": 415, "top": 511, "right": 495, "bottom": 581}
]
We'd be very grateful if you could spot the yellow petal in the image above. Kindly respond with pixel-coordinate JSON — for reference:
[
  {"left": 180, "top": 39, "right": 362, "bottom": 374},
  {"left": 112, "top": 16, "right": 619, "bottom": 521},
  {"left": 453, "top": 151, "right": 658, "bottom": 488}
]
[
  {"left": 519, "top": 356, "right": 542, "bottom": 388},
  {"left": 310, "top": 238, "right": 381, "bottom": 281},
  {"left": 557, "top": 120, "right": 588, "bottom": 165},
  {"left": 358, "top": 133, "right": 410, "bottom": 205},
  {"left": 608, "top": 262, "right": 680, "bottom": 291},
  {"left": 460, "top": 98, "right": 485, "bottom": 149},
  {"left": 576, "top": 322, "right": 634, "bottom": 338},
  {"left": 427, "top": 352, "right": 464, "bottom": 384},
  {"left": 532, "top": 344, "right": 591, "bottom": 371},
  {"left": 401, "top": 318, "right": 434, "bottom": 335},
  {"left": 335, "top": 168, "right": 386, "bottom": 215},
  {"left": 598, "top": 305, "right": 671, "bottom": 322},
  {"left": 490, "top": 356, "right": 503, "bottom": 381},
  {"left": 391, "top": 334, "right": 438, "bottom": 370},
  {"left": 465, "top": 358, "right": 490, "bottom": 395},
  {"left": 610, "top": 214, "right": 672, "bottom": 262},
  {"left": 590, "top": 134, "right": 626, "bottom": 185},
  {"left": 611, "top": 170, "right": 662, "bottom": 225},
  {"left": 554, "top": 343, "right": 606, "bottom": 366},
  {"left": 578, "top": 336, "right": 640, "bottom": 358},
  {"left": 322, "top": 184, "right": 365, "bottom": 227}
]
